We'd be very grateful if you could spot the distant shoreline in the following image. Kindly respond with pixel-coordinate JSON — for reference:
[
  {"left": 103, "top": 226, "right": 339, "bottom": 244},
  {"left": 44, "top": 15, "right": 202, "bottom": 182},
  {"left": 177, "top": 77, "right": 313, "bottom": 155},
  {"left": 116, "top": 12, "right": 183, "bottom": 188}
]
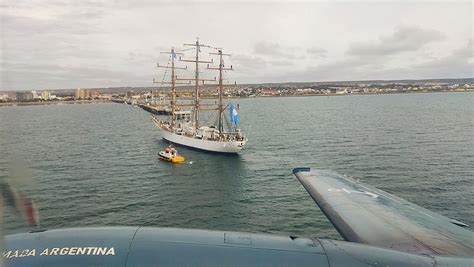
[
  {"left": 0, "top": 90, "right": 472, "bottom": 108},
  {"left": 240, "top": 89, "right": 473, "bottom": 99},
  {"left": 0, "top": 99, "right": 110, "bottom": 107}
]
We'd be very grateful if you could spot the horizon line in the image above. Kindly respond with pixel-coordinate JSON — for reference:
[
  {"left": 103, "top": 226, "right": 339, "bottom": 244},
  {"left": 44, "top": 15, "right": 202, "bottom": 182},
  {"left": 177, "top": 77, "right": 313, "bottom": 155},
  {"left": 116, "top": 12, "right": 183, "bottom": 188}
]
[{"left": 2, "top": 77, "right": 473, "bottom": 92}]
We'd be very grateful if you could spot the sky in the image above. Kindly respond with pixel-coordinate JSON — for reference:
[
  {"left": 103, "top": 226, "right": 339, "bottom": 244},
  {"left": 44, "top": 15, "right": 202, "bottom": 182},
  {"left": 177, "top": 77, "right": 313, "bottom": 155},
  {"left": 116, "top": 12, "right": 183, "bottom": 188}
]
[{"left": 0, "top": 0, "right": 472, "bottom": 90}]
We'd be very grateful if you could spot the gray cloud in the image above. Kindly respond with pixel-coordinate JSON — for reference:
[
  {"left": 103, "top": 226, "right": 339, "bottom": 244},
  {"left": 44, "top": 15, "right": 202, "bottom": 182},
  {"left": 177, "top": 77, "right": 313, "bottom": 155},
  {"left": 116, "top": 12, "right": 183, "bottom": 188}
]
[
  {"left": 253, "top": 41, "right": 303, "bottom": 60},
  {"left": 231, "top": 54, "right": 269, "bottom": 74},
  {"left": 127, "top": 51, "right": 157, "bottom": 64},
  {"left": 270, "top": 60, "right": 294, "bottom": 66},
  {"left": 1, "top": 12, "right": 105, "bottom": 36},
  {"left": 253, "top": 41, "right": 287, "bottom": 58},
  {"left": 0, "top": 1, "right": 472, "bottom": 90},
  {"left": 1, "top": 61, "right": 151, "bottom": 90},
  {"left": 410, "top": 40, "right": 473, "bottom": 78},
  {"left": 347, "top": 26, "right": 445, "bottom": 57},
  {"left": 306, "top": 47, "right": 327, "bottom": 58},
  {"left": 267, "top": 40, "right": 473, "bottom": 83}
]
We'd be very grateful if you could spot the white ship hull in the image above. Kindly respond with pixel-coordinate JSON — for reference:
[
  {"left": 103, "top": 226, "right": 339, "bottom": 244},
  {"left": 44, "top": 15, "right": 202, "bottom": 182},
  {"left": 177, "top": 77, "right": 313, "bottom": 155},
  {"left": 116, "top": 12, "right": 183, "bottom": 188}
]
[{"left": 160, "top": 128, "right": 246, "bottom": 154}]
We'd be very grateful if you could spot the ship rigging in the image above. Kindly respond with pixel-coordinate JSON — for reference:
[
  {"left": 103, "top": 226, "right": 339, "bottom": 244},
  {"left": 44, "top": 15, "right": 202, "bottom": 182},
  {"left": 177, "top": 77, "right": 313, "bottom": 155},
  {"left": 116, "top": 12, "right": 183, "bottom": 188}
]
[{"left": 152, "top": 39, "right": 247, "bottom": 153}]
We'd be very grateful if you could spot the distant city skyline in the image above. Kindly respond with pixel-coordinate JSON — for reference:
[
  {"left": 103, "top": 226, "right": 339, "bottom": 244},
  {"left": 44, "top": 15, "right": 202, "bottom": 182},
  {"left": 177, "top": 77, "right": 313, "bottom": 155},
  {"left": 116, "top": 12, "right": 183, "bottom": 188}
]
[{"left": 1, "top": 0, "right": 472, "bottom": 91}]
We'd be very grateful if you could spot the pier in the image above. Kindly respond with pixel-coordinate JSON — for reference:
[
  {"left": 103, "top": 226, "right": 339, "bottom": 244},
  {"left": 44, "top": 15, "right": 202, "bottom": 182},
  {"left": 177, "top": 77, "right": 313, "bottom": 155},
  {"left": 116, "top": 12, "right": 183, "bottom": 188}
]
[{"left": 138, "top": 103, "right": 171, "bottom": 115}]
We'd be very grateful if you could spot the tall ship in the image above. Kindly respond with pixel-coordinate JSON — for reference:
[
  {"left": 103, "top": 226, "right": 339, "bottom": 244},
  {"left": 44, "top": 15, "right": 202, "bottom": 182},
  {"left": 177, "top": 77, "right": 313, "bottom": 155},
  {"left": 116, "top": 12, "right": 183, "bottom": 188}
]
[{"left": 152, "top": 39, "right": 247, "bottom": 153}]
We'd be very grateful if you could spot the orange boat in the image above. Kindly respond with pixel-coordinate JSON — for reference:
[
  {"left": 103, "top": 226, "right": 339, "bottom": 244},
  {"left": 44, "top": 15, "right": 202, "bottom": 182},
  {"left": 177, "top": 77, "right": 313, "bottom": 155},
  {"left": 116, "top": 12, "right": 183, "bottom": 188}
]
[{"left": 158, "top": 146, "right": 185, "bottom": 163}]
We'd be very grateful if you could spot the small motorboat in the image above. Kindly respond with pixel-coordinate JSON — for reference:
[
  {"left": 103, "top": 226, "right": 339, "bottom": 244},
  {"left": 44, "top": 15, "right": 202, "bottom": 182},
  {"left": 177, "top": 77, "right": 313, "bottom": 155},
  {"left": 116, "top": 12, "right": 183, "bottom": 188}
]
[{"left": 159, "top": 145, "right": 185, "bottom": 163}]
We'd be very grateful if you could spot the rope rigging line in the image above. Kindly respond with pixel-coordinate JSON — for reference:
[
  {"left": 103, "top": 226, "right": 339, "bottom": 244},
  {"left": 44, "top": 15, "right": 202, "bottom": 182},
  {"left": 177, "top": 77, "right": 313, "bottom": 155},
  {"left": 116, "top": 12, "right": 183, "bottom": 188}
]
[
  {"left": 160, "top": 55, "right": 172, "bottom": 86},
  {"left": 176, "top": 47, "right": 195, "bottom": 53},
  {"left": 201, "top": 108, "right": 218, "bottom": 126}
]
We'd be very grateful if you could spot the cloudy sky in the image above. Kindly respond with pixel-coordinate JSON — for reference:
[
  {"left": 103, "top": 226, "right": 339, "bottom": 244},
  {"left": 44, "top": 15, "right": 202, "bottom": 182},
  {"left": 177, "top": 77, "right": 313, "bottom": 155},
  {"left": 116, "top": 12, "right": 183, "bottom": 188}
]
[{"left": 0, "top": 0, "right": 472, "bottom": 90}]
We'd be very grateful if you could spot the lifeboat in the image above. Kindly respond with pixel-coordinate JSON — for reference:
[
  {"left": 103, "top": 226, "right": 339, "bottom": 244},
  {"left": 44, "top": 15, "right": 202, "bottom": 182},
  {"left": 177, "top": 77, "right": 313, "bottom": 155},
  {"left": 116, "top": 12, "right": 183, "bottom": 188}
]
[{"left": 159, "top": 146, "right": 185, "bottom": 163}]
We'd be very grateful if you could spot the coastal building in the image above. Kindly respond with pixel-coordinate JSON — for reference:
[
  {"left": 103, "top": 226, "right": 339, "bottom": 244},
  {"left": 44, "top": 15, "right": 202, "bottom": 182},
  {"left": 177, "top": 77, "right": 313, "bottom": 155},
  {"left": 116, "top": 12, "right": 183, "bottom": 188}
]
[
  {"left": 90, "top": 89, "right": 99, "bottom": 98},
  {"left": 75, "top": 88, "right": 100, "bottom": 100},
  {"left": 41, "top": 90, "right": 51, "bottom": 100},
  {"left": 31, "top": 91, "right": 40, "bottom": 100},
  {"left": 16, "top": 91, "right": 33, "bottom": 102},
  {"left": 0, "top": 94, "right": 11, "bottom": 102},
  {"left": 75, "top": 88, "right": 82, "bottom": 99}
]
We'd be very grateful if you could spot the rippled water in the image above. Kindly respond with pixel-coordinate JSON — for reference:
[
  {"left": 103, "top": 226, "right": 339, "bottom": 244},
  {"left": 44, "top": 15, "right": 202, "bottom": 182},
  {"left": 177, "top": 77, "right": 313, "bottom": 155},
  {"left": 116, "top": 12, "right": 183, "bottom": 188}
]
[{"left": 1, "top": 92, "right": 473, "bottom": 239}]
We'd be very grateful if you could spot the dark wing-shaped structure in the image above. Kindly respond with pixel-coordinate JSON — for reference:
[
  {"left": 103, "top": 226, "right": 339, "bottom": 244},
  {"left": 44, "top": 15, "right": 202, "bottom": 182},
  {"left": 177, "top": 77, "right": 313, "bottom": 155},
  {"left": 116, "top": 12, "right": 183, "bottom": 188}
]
[{"left": 293, "top": 167, "right": 474, "bottom": 256}]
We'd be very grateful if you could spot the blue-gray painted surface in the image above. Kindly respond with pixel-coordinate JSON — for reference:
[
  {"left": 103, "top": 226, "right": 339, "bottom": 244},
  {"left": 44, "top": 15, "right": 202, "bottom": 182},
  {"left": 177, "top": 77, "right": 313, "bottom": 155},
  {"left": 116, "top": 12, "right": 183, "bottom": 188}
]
[{"left": 293, "top": 168, "right": 474, "bottom": 256}]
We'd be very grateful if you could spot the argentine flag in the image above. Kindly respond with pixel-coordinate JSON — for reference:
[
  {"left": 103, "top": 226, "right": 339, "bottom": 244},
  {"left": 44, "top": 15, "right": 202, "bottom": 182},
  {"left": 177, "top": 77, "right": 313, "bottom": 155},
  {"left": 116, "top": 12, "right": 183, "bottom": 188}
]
[{"left": 229, "top": 103, "right": 240, "bottom": 126}]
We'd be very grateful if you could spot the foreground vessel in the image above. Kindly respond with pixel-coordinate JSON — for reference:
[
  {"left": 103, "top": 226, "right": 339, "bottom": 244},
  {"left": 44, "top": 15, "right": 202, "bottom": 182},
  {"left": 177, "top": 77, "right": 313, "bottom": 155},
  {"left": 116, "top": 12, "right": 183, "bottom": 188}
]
[{"left": 4, "top": 168, "right": 473, "bottom": 266}]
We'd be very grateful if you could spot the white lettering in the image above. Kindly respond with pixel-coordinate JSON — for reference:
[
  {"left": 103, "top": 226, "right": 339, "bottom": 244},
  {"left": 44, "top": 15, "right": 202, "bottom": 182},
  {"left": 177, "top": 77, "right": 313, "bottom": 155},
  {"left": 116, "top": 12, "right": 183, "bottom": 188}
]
[
  {"left": 10, "top": 250, "right": 19, "bottom": 258},
  {"left": 40, "top": 248, "right": 49, "bottom": 256},
  {"left": 96, "top": 247, "right": 107, "bottom": 255},
  {"left": 86, "top": 247, "right": 94, "bottom": 255},
  {"left": 105, "top": 247, "right": 115, "bottom": 256},
  {"left": 50, "top": 248, "right": 59, "bottom": 256},
  {"left": 4, "top": 247, "right": 116, "bottom": 258},
  {"left": 59, "top": 247, "right": 69, "bottom": 255},
  {"left": 27, "top": 249, "right": 36, "bottom": 257},
  {"left": 77, "top": 247, "right": 86, "bottom": 255},
  {"left": 68, "top": 247, "right": 77, "bottom": 255},
  {"left": 19, "top": 250, "right": 29, "bottom": 257}
]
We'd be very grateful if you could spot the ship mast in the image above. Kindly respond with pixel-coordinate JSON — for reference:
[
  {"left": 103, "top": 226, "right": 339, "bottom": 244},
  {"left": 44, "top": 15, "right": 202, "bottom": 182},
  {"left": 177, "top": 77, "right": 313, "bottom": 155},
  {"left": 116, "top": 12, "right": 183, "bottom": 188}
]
[
  {"left": 180, "top": 38, "right": 213, "bottom": 130},
  {"left": 154, "top": 48, "right": 187, "bottom": 128},
  {"left": 194, "top": 41, "right": 200, "bottom": 128},
  {"left": 170, "top": 49, "right": 177, "bottom": 127},
  {"left": 208, "top": 49, "right": 233, "bottom": 133}
]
